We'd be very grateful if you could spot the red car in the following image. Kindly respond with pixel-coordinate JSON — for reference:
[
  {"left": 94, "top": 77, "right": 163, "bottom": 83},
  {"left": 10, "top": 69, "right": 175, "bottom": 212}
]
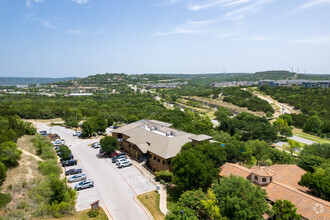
[{"left": 110, "top": 152, "right": 118, "bottom": 158}]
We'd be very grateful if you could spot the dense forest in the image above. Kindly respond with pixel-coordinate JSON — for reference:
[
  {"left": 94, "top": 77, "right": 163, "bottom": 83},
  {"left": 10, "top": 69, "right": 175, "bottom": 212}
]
[{"left": 260, "top": 86, "right": 330, "bottom": 137}]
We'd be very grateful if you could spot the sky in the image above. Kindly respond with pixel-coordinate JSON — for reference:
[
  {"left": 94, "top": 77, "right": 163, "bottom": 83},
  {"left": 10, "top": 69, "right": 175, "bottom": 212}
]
[{"left": 0, "top": 0, "right": 330, "bottom": 77}]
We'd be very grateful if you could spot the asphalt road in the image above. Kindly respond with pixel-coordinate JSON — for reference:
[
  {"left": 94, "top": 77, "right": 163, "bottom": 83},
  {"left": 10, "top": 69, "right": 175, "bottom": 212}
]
[{"left": 38, "top": 124, "right": 155, "bottom": 220}]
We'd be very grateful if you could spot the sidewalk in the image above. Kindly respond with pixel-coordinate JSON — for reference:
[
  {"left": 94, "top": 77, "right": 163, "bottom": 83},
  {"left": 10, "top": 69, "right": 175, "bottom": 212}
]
[{"left": 131, "top": 160, "right": 169, "bottom": 215}]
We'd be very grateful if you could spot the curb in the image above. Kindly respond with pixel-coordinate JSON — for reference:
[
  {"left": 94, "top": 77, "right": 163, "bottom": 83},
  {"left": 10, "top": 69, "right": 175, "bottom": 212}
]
[{"left": 134, "top": 194, "right": 154, "bottom": 220}]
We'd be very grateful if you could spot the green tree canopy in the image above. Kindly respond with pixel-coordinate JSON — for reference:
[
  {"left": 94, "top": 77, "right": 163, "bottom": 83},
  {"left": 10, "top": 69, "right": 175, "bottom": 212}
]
[
  {"left": 0, "top": 141, "right": 22, "bottom": 167},
  {"left": 165, "top": 204, "right": 198, "bottom": 220},
  {"left": 0, "top": 161, "right": 7, "bottom": 185},
  {"left": 298, "top": 167, "right": 330, "bottom": 201},
  {"left": 213, "top": 175, "right": 271, "bottom": 219},
  {"left": 172, "top": 143, "right": 218, "bottom": 191},
  {"left": 272, "top": 199, "right": 301, "bottom": 220},
  {"left": 100, "top": 136, "right": 119, "bottom": 154},
  {"left": 303, "top": 115, "right": 322, "bottom": 134}
]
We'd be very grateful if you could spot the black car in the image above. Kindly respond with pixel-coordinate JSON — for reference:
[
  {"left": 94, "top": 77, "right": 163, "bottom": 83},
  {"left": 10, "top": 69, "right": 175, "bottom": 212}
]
[
  {"left": 38, "top": 130, "right": 47, "bottom": 135},
  {"left": 65, "top": 168, "right": 82, "bottom": 176},
  {"left": 62, "top": 159, "right": 77, "bottom": 167},
  {"left": 60, "top": 154, "right": 74, "bottom": 162},
  {"left": 112, "top": 154, "right": 127, "bottom": 163}
]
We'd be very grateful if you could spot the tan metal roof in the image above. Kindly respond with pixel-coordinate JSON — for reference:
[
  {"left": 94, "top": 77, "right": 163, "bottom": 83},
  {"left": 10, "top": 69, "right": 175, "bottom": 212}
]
[
  {"left": 124, "top": 126, "right": 193, "bottom": 159},
  {"left": 189, "top": 134, "right": 213, "bottom": 142}
]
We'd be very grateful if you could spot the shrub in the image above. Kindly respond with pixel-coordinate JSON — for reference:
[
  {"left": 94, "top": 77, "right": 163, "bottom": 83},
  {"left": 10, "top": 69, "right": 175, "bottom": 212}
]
[
  {"left": 0, "top": 193, "right": 11, "bottom": 208},
  {"left": 0, "top": 161, "right": 7, "bottom": 185},
  {"left": 7, "top": 184, "right": 12, "bottom": 190},
  {"left": 87, "top": 209, "right": 99, "bottom": 218},
  {"left": 38, "top": 160, "right": 61, "bottom": 177},
  {"left": 155, "top": 171, "right": 173, "bottom": 183},
  {"left": 22, "top": 179, "right": 28, "bottom": 188}
]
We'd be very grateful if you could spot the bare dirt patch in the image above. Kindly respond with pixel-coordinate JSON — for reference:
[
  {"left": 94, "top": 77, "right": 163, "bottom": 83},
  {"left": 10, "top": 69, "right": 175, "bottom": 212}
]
[
  {"left": 185, "top": 96, "right": 265, "bottom": 117},
  {"left": 0, "top": 135, "right": 42, "bottom": 218}
]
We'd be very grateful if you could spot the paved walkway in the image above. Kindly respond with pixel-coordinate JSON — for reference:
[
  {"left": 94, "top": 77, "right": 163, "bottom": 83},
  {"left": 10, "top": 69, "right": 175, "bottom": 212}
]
[{"left": 131, "top": 160, "right": 169, "bottom": 215}]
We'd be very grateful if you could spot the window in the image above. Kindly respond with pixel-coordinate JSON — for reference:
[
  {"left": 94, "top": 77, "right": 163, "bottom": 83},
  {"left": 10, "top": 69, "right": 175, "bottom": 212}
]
[
  {"left": 163, "top": 160, "right": 165, "bottom": 165},
  {"left": 254, "top": 176, "right": 258, "bottom": 180},
  {"left": 262, "top": 178, "right": 267, "bottom": 182},
  {"left": 149, "top": 154, "right": 151, "bottom": 158},
  {"left": 168, "top": 160, "right": 171, "bottom": 165},
  {"left": 158, "top": 159, "right": 160, "bottom": 162},
  {"left": 154, "top": 156, "right": 156, "bottom": 160}
]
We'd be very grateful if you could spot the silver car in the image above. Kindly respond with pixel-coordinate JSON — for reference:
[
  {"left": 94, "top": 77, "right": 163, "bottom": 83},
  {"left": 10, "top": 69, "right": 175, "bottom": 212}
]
[
  {"left": 117, "top": 160, "right": 132, "bottom": 168},
  {"left": 75, "top": 179, "right": 94, "bottom": 191},
  {"left": 68, "top": 174, "right": 86, "bottom": 183},
  {"left": 115, "top": 158, "right": 130, "bottom": 165}
]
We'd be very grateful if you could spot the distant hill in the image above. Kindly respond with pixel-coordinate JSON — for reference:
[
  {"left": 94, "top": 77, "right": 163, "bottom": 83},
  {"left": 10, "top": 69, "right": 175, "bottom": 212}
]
[
  {"left": 228, "top": 70, "right": 330, "bottom": 81},
  {"left": 0, "top": 77, "right": 79, "bottom": 85}
]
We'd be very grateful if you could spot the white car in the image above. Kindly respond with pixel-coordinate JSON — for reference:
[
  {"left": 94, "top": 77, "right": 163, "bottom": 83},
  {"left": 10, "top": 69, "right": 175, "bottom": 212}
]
[
  {"left": 73, "top": 131, "right": 83, "bottom": 137},
  {"left": 115, "top": 158, "right": 131, "bottom": 166},
  {"left": 68, "top": 174, "right": 87, "bottom": 183},
  {"left": 117, "top": 160, "right": 132, "bottom": 168},
  {"left": 92, "top": 142, "right": 101, "bottom": 148},
  {"left": 52, "top": 139, "right": 65, "bottom": 145}
]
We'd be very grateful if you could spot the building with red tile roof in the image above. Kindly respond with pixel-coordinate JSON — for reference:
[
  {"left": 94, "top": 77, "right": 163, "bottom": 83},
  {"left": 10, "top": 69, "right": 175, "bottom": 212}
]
[{"left": 220, "top": 163, "right": 330, "bottom": 220}]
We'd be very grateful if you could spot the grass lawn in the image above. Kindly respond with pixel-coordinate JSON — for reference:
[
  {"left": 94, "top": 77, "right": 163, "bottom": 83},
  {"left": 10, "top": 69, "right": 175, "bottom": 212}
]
[
  {"left": 36, "top": 207, "right": 108, "bottom": 220},
  {"left": 137, "top": 191, "right": 165, "bottom": 220},
  {"left": 167, "top": 187, "right": 182, "bottom": 212},
  {"left": 294, "top": 132, "right": 330, "bottom": 144}
]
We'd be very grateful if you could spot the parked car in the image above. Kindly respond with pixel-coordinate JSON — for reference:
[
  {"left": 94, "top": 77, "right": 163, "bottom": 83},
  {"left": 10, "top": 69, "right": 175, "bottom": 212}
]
[
  {"left": 99, "top": 148, "right": 104, "bottom": 154},
  {"left": 54, "top": 146, "right": 61, "bottom": 151},
  {"left": 112, "top": 154, "right": 127, "bottom": 163},
  {"left": 42, "top": 133, "right": 51, "bottom": 137},
  {"left": 73, "top": 131, "right": 83, "bottom": 137},
  {"left": 62, "top": 159, "right": 77, "bottom": 167},
  {"left": 115, "top": 158, "right": 130, "bottom": 165},
  {"left": 52, "top": 139, "right": 65, "bottom": 145},
  {"left": 38, "top": 130, "right": 47, "bottom": 135},
  {"left": 75, "top": 179, "right": 94, "bottom": 191},
  {"left": 65, "top": 168, "right": 82, "bottom": 176},
  {"left": 92, "top": 142, "right": 101, "bottom": 148},
  {"left": 111, "top": 152, "right": 124, "bottom": 158},
  {"left": 60, "top": 154, "right": 74, "bottom": 161},
  {"left": 68, "top": 174, "right": 86, "bottom": 183},
  {"left": 117, "top": 160, "right": 132, "bottom": 168}
]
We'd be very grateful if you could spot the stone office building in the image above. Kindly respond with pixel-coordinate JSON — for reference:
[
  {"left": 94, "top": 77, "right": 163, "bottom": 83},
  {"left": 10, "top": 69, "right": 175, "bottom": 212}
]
[{"left": 112, "top": 119, "right": 212, "bottom": 172}]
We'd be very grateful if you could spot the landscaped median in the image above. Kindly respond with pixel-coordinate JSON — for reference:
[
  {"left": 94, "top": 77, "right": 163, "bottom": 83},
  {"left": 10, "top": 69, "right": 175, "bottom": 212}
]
[{"left": 137, "top": 191, "right": 165, "bottom": 220}]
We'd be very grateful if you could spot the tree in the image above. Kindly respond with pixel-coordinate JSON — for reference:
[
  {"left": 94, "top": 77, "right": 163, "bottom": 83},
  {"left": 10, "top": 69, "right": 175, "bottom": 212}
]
[
  {"left": 300, "top": 143, "right": 330, "bottom": 159},
  {"left": 213, "top": 175, "right": 271, "bottom": 219},
  {"left": 172, "top": 144, "right": 218, "bottom": 191},
  {"left": 284, "top": 140, "right": 301, "bottom": 156},
  {"left": 273, "top": 119, "right": 292, "bottom": 138},
  {"left": 298, "top": 167, "right": 330, "bottom": 201},
  {"left": 93, "top": 117, "right": 108, "bottom": 134},
  {"left": 100, "top": 136, "right": 119, "bottom": 154},
  {"left": 58, "top": 145, "right": 71, "bottom": 160},
  {"left": 279, "top": 115, "right": 293, "bottom": 126},
  {"left": 195, "top": 142, "right": 227, "bottom": 168},
  {"left": 177, "top": 189, "right": 207, "bottom": 219},
  {"left": 0, "top": 161, "right": 7, "bottom": 185},
  {"left": 272, "top": 199, "right": 301, "bottom": 220},
  {"left": 0, "top": 141, "right": 22, "bottom": 167},
  {"left": 165, "top": 204, "right": 198, "bottom": 220},
  {"left": 81, "top": 120, "right": 95, "bottom": 137},
  {"left": 201, "top": 189, "right": 223, "bottom": 220},
  {"left": 303, "top": 115, "right": 322, "bottom": 134},
  {"left": 247, "top": 139, "right": 271, "bottom": 165},
  {"left": 297, "top": 154, "right": 328, "bottom": 172}
]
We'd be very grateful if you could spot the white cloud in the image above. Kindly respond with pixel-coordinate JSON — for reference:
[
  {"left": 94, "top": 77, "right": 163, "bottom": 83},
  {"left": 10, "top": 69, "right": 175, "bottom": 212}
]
[
  {"left": 72, "top": 0, "right": 88, "bottom": 4},
  {"left": 68, "top": 29, "right": 83, "bottom": 35},
  {"left": 187, "top": 0, "right": 251, "bottom": 11},
  {"left": 279, "top": 0, "right": 330, "bottom": 18},
  {"left": 286, "top": 35, "right": 330, "bottom": 45},
  {"left": 153, "top": 19, "right": 217, "bottom": 36},
  {"left": 154, "top": 0, "right": 178, "bottom": 6}
]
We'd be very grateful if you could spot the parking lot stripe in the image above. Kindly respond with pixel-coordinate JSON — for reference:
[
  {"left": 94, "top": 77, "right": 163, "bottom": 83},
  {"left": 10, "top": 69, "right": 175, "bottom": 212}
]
[{"left": 104, "top": 159, "right": 153, "bottom": 220}]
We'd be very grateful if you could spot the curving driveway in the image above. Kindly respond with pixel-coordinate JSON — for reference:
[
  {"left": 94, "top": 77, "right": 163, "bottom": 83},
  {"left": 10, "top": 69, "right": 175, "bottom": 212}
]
[{"left": 37, "top": 124, "right": 155, "bottom": 220}]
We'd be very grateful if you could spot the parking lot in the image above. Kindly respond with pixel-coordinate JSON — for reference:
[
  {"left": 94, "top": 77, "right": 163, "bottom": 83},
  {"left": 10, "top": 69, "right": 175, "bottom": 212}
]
[{"left": 38, "top": 124, "right": 155, "bottom": 220}]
